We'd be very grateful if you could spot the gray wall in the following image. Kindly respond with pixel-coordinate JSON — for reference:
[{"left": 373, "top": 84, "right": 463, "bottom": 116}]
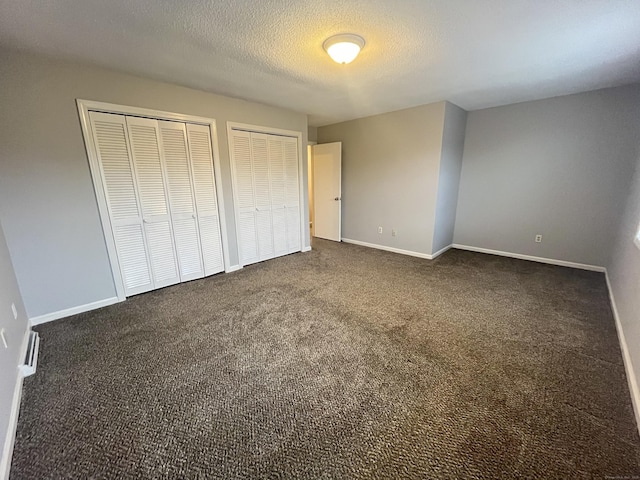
[
  {"left": 318, "top": 102, "right": 446, "bottom": 255},
  {"left": 0, "top": 218, "right": 29, "bottom": 476},
  {"left": 432, "top": 103, "right": 467, "bottom": 253},
  {"left": 608, "top": 143, "right": 640, "bottom": 422},
  {"left": 454, "top": 86, "right": 640, "bottom": 266},
  {"left": 308, "top": 126, "right": 318, "bottom": 143},
  {"left": 0, "top": 49, "right": 308, "bottom": 319}
]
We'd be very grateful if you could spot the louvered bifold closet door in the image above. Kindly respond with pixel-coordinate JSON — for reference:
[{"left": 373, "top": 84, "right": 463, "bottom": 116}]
[
  {"left": 158, "top": 120, "right": 204, "bottom": 282},
  {"left": 89, "top": 112, "right": 154, "bottom": 296},
  {"left": 283, "top": 137, "right": 301, "bottom": 253},
  {"left": 251, "top": 133, "right": 275, "bottom": 261},
  {"left": 267, "top": 136, "right": 288, "bottom": 257},
  {"left": 186, "top": 124, "right": 224, "bottom": 275},
  {"left": 126, "top": 116, "right": 180, "bottom": 289},
  {"left": 230, "top": 130, "right": 259, "bottom": 265}
]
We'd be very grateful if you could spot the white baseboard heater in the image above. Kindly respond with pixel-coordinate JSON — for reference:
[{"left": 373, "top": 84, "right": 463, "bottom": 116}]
[{"left": 20, "top": 331, "right": 40, "bottom": 377}]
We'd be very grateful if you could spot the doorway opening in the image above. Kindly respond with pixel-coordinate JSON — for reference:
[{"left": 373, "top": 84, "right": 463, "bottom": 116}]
[
  {"left": 307, "top": 144, "right": 315, "bottom": 238},
  {"left": 308, "top": 142, "right": 342, "bottom": 242}
]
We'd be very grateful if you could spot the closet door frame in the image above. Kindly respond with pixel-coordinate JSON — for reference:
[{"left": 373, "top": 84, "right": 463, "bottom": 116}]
[
  {"left": 77, "top": 99, "right": 231, "bottom": 301},
  {"left": 227, "top": 122, "right": 305, "bottom": 267}
]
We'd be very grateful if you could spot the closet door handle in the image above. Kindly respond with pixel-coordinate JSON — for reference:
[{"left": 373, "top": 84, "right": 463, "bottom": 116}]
[{"left": 334, "top": 197, "right": 341, "bottom": 201}]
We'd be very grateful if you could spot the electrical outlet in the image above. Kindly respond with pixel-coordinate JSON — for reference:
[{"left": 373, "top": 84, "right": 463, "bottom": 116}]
[
  {"left": 535, "top": 234, "right": 542, "bottom": 243},
  {"left": 11, "top": 303, "right": 17, "bottom": 319},
  {"left": 0, "top": 329, "right": 7, "bottom": 349},
  {"left": 392, "top": 229, "right": 397, "bottom": 237},
  {"left": 378, "top": 226, "right": 383, "bottom": 234}
]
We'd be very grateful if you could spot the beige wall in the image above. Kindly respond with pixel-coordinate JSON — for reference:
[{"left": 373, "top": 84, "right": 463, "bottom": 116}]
[
  {"left": 0, "top": 218, "right": 29, "bottom": 478},
  {"left": 0, "top": 48, "right": 308, "bottom": 319},
  {"left": 318, "top": 102, "right": 447, "bottom": 255}
]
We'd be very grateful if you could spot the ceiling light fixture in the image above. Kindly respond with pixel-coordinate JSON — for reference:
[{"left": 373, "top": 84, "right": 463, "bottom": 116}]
[{"left": 323, "top": 34, "right": 365, "bottom": 64}]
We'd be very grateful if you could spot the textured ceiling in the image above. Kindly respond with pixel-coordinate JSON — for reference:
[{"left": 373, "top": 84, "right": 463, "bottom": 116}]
[{"left": 1, "top": 0, "right": 639, "bottom": 126}]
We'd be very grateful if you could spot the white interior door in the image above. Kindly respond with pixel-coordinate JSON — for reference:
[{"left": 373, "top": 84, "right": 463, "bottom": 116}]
[
  {"left": 312, "top": 142, "right": 342, "bottom": 242},
  {"left": 268, "top": 136, "right": 288, "bottom": 257},
  {"left": 89, "top": 111, "right": 154, "bottom": 296},
  {"left": 230, "top": 130, "right": 259, "bottom": 265},
  {"left": 86, "top": 104, "right": 227, "bottom": 299},
  {"left": 158, "top": 120, "right": 204, "bottom": 282},
  {"left": 186, "top": 123, "right": 225, "bottom": 276},
  {"left": 126, "top": 116, "right": 180, "bottom": 289},
  {"left": 230, "top": 128, "right": 302, "bottom": 266},
  {"left": 251, "top": 133, "right": 275, "bottom": 261},
  {"left": 283, "top": 137, "right": 301, "bottom": 252}
]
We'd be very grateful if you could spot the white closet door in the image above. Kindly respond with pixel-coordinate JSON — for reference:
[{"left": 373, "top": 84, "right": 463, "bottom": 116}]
[
  {"left": 283, "top": 137, "right": 301, "bottom": 253},
  {"left": 126, "top": 116, "right": 180, "bottom": 289},
  {"left": 268, "top": 136, "right": 288, "bottom": 257},
  {"left": 89, "top": 112, "right": 153, "bottom": 296},
  {"left": 230, "top": 130, "right": 259, "bottom": 265},
  {"left": 186, "top": 123, "right": 225, "bottom": 276},
  {"left": 251, "top": 133, "right": 274, "bottom": 261},
  {"left": 231, "top": 129, "right": 302, "bottom": 265},
  {"left": 158, "top": 121, "right": 204, "bottom": 282}
]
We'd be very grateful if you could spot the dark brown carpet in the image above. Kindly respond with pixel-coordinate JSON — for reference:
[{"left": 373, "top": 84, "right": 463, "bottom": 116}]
[{"left": 10, "top": 238, "right": 640, "bottom": 479}]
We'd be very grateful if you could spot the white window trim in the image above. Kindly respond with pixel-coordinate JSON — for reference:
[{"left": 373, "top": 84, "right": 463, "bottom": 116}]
[
  {"left": 77, "top": 99, "right": 231, "bottom": 301},
  {"left": 634, "top": 221, "right": 640, "bottom": 251},
  {"left": 226, "top": 121, "right": 306, "bottom": 266}
]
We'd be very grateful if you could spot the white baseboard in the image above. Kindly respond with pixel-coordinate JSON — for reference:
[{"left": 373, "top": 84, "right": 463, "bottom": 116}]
[
  {"left": 451, "top": 244, "right": 606, "bottom": 272},
  {"left": 1, "top": 328, "right": 30, "bottom": 480},
  {"left": 29, "top": 296, "right": 120, "bottom": 326},
  {"left": 431, "top": 244, "right": 452, "bottom": 259},
  {"left": 341, "top": 238, "right": 436, "bottom": 260},
  {"left": 301, "top": 246, "right": 312, "bottom": 253},
  {"left": 226, "top": 265, "right": 242, "bottom": 273},
  {"left": 605, "top": 272, "right": 640, "bottom": 437}
]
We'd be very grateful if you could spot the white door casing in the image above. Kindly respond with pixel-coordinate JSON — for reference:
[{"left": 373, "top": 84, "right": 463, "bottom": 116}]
[{"left": 312, "top": 142, "right": 342, "bottom": 242}]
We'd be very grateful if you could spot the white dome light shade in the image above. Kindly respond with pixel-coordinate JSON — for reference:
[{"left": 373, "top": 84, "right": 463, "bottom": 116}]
[{"left": 323, "top": 34, "right": 365, "bottom": 64}]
